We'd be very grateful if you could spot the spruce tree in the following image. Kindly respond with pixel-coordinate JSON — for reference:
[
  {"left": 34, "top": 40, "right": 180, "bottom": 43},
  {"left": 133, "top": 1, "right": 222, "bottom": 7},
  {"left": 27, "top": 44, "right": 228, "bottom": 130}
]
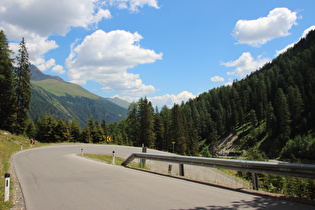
[
  {"left": 274, "top": 88, "right": 291, "bottom": 142},
  {"left": 126, "top": 102, "right": 140, "bottom": 145},
  {"left": 70, "top": 119, "right": 81, "bottom": 142},
  {"left": 138, "top": 97, "right": 155, "bottom": 148},
  {"left": 171, "top": 104, "right": 187, "bottom": 154},
  {"left": 0, "top": 30, "right": 16, "bottom": 132},
  {"left": 14, "top": 37, "right": 31, "bottom": 134},
  {"left": 154, "top": 112, "right": 165, "bottom": 150}
]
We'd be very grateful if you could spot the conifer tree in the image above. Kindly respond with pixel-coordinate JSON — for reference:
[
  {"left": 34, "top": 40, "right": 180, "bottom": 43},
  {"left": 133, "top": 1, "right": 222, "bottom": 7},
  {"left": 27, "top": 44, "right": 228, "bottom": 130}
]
[
  {"left": 160, "top": 105, "right": 172, "bottom": 151},
  {"left": 171, "top": 104, "right": 187, "bottom": 154},
  {"left": 126, "top": 102, "right": 140, "bottom": 145},
  {"left": 14, "top": 37, "right": 31, "bottom": 134},
  {"left": 70, "top": 119, "right": 81, "bottom": 142},
  {"left": 93, "top": 121, "right": 105, "bottom": 143},
  {"left": 81, "top": 126, "right": 92, "bottom": 143},
  {"left": 25, "top": 118, "right": 36, "bottom": 138},
  {"left": 101, "top": 119, "right": 108, "bottom": 136},
  {"left": 274, "top": 88, "right": 291, "bottom": 142},
  {"left": 138, "top": 97, "right": 155, "bottom": 148},
  {"left": 154, "top": 112, "right": 164, "bottom": 150},
  {"left": 0, "top": 30, "right": 16, "bottom": 132}
]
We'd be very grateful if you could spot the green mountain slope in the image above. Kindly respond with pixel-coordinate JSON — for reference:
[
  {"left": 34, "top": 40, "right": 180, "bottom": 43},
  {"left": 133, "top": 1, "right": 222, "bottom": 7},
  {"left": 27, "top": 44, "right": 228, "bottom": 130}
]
[
  {"left": 29, "top": 65, "right": 128, "bottom": 127},
  {"left": 32, "top": 79, "right": 100, "bottom": 99}
]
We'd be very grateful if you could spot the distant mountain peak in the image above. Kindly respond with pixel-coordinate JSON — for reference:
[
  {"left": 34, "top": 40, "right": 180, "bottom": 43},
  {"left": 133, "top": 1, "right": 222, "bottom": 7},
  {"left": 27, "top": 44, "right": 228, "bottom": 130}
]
[{"left": 30, "top": 64, "right": 65, "bottom": 82}]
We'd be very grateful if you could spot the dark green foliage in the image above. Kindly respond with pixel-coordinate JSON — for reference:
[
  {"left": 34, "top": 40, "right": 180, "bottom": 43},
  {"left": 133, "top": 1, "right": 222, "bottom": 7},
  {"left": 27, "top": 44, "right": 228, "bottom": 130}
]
[
  {"left": 24, "top": 118, "right": 36, "bottom": 138},
  {"left": 154, "top": 112, "right": 165, "bottom": 151},
  {"left": 274, "top": 88, "right": 291, "bottom": 141},
  {"left": 14, "top": 37, "right": 31, "bottom": 134},
  {"left": 114, "top": 30, "right": 315, "bottom": 159},
  {"left": 0, "top": 30, "right": 16, "bottom": 132},
  {"left": 29, "top": 84, "right": 128, "bottom": 127},
  {"left": 170, "top": 104, "right": 187, "bottom": 154},
  {"left": 138, "top": 97, "right": 155, "bottom": 148},
  {"left": 281, "top": 135, "right": 315, "bottom": 160},
  {"left": 70, "top": 119, "right": 81, "bottom": 142},
  {"left": 28, "top": 65, "right": 128, "bottom": 127}
]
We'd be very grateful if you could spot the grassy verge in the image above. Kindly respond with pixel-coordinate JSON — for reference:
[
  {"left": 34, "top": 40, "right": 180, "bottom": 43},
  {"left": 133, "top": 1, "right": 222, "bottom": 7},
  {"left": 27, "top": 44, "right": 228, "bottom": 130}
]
[
  {"left": 0, "top": 130, "right": 47, "bottom": 209},
  {"left": 84, "top": 154, "right": 125, "bottom": 165},
  {"left": 83, "top": 154, "right": 148, "bottom": 169}
]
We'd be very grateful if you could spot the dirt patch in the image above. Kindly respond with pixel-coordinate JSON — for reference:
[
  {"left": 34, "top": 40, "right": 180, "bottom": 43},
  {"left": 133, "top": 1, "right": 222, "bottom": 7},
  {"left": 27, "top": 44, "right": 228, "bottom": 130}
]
[{"left": 217, "top": 133, "right": 238, "bottom": 156}]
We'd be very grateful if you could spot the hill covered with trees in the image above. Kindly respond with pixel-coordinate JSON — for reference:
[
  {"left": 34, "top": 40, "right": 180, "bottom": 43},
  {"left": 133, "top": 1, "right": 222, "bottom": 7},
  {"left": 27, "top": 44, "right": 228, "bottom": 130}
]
[
  {"left": 29, "top": 65, "right": 128, "bottom": 127},
  {"left": 109, "top": 30, "right": 315, "bottom": 161}
]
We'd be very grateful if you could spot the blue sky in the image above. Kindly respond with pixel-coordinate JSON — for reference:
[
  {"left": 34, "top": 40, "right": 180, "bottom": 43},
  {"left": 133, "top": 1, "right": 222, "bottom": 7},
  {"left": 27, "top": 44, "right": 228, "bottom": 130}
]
[{"left": 1, "top": 0, "right": 315, "bottom": 108}]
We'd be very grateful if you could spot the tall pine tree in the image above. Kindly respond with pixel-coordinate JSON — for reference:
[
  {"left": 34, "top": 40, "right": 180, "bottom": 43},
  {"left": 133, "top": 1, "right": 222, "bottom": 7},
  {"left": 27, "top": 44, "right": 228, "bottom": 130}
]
[
  {"left": 138, "top": 97, "right": 155, "bottom": 148},
  {"left": 14, "top": 37, "right": 31, "bottom": 134},
  {"left": 0, "top": 30, "right": 16, "bottom": 132}
]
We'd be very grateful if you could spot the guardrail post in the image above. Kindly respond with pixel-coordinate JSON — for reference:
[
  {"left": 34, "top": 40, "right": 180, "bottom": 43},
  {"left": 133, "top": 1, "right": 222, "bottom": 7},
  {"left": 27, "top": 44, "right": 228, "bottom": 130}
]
[
  {"left": 112, "top": 151, "right": 115, "bottom": 164},
  {"left": 140, "top": 144, "right": 147, "bottom": 168},
  {"left": 251, "top": 172, "right": 259, "bottom": 190},
  {"left": 4, "top": 173, "right": 10, "bottom": 202},
  {"left": 168, "top": 165, "right": 172, "bottom": 174},
  {"left": 179, "top": 164, "right": 185, "bottom": 176}
]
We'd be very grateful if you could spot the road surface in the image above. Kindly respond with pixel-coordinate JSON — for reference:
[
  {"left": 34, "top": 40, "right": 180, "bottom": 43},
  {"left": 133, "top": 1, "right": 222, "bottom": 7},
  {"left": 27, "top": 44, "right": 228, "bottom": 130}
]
[{"left": 12, "top": 144, "right": 314, "bottom": 210}]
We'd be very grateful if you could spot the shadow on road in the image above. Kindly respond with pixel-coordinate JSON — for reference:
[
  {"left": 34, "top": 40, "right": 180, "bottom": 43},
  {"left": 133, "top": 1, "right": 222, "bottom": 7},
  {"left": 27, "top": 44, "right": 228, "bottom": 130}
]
[{"left": 179, "top": 196, "right": 314, "bottom": 210}]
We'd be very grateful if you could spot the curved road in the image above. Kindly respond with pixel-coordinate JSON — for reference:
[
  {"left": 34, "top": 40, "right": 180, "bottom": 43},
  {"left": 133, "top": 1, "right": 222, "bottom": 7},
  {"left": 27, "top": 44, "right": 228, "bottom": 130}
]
[{"left": 13, "top": 144, "right": 314, "bottom": 210}]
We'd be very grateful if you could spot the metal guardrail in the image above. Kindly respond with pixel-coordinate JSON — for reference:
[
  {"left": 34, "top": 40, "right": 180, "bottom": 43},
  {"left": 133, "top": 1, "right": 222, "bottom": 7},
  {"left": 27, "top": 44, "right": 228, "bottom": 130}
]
[{"left": 122, "top": 152, "right": 315, "bottom": 190}]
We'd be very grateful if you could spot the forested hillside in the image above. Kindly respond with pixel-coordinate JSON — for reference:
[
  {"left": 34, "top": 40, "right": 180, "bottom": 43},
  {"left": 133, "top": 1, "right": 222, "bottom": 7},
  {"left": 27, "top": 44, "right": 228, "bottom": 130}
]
[
  {"left": 29, "top": 65, "right": 128, "bottom": 127},
  {"left": 110, "top": 30, "right": 315, "bottom": 160}
]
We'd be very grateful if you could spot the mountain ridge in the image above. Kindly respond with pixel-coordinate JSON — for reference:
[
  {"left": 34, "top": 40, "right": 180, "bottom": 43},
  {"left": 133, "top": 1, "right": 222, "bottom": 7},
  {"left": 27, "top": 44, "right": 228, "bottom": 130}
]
[{"left": 29, "top": 65, "right": 129, "bottom": 126}]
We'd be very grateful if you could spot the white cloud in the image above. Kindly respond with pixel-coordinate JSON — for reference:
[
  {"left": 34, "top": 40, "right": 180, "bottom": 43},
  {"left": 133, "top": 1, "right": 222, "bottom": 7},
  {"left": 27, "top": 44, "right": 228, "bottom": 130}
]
[
  {"left": 52, "top": 65, "right": 66, "bottom": 74},
  {"left": 66, "top": 29, "right": 163, "bottom": 96},
  {"left": 276, "top": 25, "right": 315, "bottom": 55},
  {"left": 224, "top": 78, "right": 233, "bottom": 86},
  {"left": 221, "top": 52, "right": 269, "bottom": 77},
  {"left": 148, "top": 91, "right": 196, "bottom": 108},
  {"left": 110, "top": 0, "right": 159, "bottom": 12},
  {"left": 0, "top": 0, "right": 111, "bottom": 37},
  {"left": 0, "top": 0, "right": 113, "bottom": 74},
  {"left": 9, "top": 34, "right": 59, "bottom": 70},
  {"left": 302, "top": 25, "right": 315, "bottom": 38},
  {"left": 118, "top": 91, "right": 196, "bottom": 109},
  {"left": 210, "top": 76, "right": 224, "bottom": 82},
  {"left": 233, "top": 8, "right": 297, "bottom": 47}
]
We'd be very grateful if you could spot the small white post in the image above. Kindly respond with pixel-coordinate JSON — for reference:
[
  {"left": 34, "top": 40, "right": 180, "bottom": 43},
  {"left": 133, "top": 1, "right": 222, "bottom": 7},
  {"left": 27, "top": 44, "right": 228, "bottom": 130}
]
[
  {"left": 81, "top": 148, "right": 84, "bottom": 157},
  {"left": 4, "top": 173, "right": 10, "bottom": 202},
  {"left": 20, "top": 144, "right": 23, "bottom": 151},
  {"left": 112, "top": 151, "right": 115, "bottom": 164}
]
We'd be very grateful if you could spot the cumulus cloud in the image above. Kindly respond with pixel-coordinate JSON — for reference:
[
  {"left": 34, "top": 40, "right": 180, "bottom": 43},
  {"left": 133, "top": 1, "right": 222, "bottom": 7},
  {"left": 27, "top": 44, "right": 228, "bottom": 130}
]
[
  {"left": 110, "top": 0, "right": 159, "bottom": 12},
  {"left": 233, "top": 8, "right": 297, "bottom": 47},
  {"left": 8, "top": 33, "right": 59, "bottom": 71},
  {"left": 147, "top": 91, "right": 196, "bottom": 108},
  {"left": 66, "top": 29, "right": 163, "bottom": 96},
  {"left": 52, "top": 65, "right": 66, "bottom": 74},
  {"left": 221, "top": 52, "right": 269, "bottom": 77},
  {"left": 210, "top": 76, "right": 224, "bottom": 82},
  {"left": 0, "top": 0, "right": 113, "bottom": 73},
  {"left": 0, "top": 0, "right": 111, "bottom": 37},
  {"left": 276, "top": 25, "right": 315, "bottom": 55}
]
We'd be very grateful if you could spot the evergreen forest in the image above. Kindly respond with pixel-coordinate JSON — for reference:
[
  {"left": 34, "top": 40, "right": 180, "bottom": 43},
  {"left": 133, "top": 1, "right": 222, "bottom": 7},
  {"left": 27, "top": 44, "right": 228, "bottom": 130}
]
[
  {"left": 1, "top": 29, "right": 315, "bottom": 200},
  {"left": 1, "top": 29, "right": 315, "bottom": 162},
  {"left": 107, "top": 30, "right": 315, "bottom": 161}
]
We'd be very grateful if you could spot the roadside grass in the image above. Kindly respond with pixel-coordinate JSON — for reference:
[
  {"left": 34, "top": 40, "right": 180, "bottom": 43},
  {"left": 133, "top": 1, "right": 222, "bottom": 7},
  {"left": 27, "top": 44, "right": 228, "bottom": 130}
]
[
  {"left": 84, "top": 154, "right": 125, "bottom": 165},
  {"left": 0, "top": 130, "right": 47, "bottom": 209},
  {"left": 83, "top": 154, "right": 149, "bottom": 169}
]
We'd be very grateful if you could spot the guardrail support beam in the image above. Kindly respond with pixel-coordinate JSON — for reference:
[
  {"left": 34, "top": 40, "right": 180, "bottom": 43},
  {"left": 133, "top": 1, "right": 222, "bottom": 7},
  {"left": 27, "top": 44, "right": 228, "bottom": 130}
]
[
  {"left": 121, "top": 152, "right": 315, "bottom": 180},
  {"left": 179, "top": 163, "right": 185, "bottom": 176},
  {"left": 251, "top": 172, "right": 259, "bottom": 190}
]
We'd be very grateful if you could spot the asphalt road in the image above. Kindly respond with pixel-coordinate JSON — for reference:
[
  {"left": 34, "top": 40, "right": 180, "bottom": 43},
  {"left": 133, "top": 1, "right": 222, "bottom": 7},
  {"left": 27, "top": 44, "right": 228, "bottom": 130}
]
[{"left": 12, "top": 144, "right": 314, "bottom": 210}]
